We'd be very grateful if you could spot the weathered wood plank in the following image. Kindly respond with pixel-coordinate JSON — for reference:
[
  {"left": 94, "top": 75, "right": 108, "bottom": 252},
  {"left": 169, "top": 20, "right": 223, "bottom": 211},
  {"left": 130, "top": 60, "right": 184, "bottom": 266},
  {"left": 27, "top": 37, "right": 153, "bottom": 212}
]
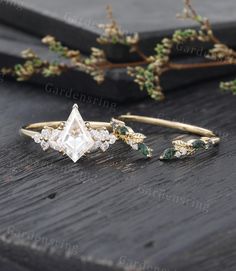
[{"left": 0, "top": 76, "right": 236, "bottom": 270}]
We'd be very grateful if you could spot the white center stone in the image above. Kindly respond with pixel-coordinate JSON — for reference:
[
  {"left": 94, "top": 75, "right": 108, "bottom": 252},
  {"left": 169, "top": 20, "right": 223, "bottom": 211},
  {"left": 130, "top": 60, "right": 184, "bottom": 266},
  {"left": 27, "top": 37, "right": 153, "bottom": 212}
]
[{"left": 59, "top": 104, "right": 94, "bottom": 162}]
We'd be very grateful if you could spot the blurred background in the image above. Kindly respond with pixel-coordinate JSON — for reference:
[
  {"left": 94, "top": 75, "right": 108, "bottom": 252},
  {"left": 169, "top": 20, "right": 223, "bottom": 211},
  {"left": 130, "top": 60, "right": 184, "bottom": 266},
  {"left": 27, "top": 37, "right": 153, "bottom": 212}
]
[{"left": 1, "top": 0, "right": 236, "bottom": 102}]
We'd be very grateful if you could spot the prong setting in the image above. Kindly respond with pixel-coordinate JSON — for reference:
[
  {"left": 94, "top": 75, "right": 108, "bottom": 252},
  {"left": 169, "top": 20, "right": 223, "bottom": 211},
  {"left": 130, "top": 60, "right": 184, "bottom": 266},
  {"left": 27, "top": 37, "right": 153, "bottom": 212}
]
[
  {"left": 30, "top": 105, "right": 151, "bottom": 162},
  {"left": 111, "top": 119, "right": 152, "bottom": 157},
  {"left": 160, "top": 137, "right": 220, "bottom": 160}
]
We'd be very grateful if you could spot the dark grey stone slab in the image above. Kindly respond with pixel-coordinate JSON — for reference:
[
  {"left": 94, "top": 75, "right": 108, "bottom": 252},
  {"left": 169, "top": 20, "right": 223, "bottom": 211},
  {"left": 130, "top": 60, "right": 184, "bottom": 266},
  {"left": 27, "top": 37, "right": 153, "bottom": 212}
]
[
  {"left": 1, "top": 23, "right": 236, "bottom": 102},
  {"left": 1, "top": 1, "right": 236, "bottom": 101},
  {"left": 0, "top": 76, "right": 236, "bottom": 271},
  {"left": 0, "top": 0, "right": 236, "bottom": 58}
]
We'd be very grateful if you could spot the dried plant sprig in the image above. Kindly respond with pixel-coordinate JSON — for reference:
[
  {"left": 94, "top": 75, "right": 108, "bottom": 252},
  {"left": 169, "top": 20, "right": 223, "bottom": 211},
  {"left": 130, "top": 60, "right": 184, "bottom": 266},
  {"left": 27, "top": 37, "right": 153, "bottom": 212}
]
[
  {"left": 128, "top": 0, "right": 236, "bottom": 99},
  {"left": 207, "top": 44, "right": 236, "bottom": 63},
  {"left": 127, "top": 65, "right": 164, "bottom": 101},
  {"left": 42, "top": 35, "right": 80, "bottom": 60},
  {"left": 176, "top": 0, "right": 220, "bottom": 43},
  {"left": 2, "top": 36, "right": 108, "bottom": 83},
  {"left": 97, "top": 5, "right": 139, "bottom": 47},
  {"left": 76, "top": 47, "right": 107, "bottom": 84},
  {"left": 1, "top": 1, "right": 236, "bottom": 99},
  {"left": 127, "top": 26, "right": 212, "bottom": 100},
  {"left": 220, "top": 80, "right": 236, "bottom": 95},
  {"left": 1, "top": 48, "right": 67, "bottom": 81}
]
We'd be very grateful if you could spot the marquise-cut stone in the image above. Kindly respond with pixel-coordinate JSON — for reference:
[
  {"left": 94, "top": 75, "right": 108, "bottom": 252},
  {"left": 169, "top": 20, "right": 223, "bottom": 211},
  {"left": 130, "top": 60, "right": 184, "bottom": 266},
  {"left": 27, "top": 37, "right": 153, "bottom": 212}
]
[{"left": 59, "top": 104, "right": 94, "bottom": 162}]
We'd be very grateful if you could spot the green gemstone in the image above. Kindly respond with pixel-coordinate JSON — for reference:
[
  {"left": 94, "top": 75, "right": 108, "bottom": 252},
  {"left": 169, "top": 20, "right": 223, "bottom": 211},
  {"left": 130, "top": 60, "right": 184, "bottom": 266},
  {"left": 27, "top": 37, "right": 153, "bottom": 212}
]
[
  {"left": 161, "top": 148, "right": 176, "bottom": 160},
  {"left": 138, "top": 143, "right": 151, "bottom": 157},
  {"left": 192, "top": 139, "right": 206, "bottom": 149},
  {"left": 15, "top": 64, "right": 22, "bottom": 71},
  {"left": 118, "top": 126, "right": 129, "bottom": 135}
]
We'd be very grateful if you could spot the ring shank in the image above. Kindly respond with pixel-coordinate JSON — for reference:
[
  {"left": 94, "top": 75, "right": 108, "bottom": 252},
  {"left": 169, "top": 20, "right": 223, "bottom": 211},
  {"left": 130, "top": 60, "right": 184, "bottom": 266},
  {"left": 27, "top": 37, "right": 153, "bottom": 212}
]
[
  {"left": 20, "top": 121, "right": 112, "bottom": 138},
  {"left": 21, "top": 116, "right": 218, "bottom": 141},
  {"left": 118, "top": 115, "right": 217, "bottom": 138}
]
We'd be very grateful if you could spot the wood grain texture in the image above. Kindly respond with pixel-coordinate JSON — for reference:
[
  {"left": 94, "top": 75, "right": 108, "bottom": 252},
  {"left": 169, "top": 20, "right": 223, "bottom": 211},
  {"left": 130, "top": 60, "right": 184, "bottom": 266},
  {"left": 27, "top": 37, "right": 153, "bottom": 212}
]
[{"left": 0, "top": 76, "right": 236, "bottom": 271}]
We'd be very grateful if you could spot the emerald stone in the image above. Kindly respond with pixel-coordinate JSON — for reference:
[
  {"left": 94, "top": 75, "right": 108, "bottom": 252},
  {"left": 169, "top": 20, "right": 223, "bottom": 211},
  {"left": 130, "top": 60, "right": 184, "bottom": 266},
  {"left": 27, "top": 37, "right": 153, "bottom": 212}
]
[
  {"left": 161, "top": 148, "right": 176, "bottom": 160},
  {"left": 118, "top": 126, "right": 129, "bottom": 135},
  {"left": 138, "top": 143, "right": 151, "bottom": 157},
  {"left": 192, "top": 139, "right": 206, "bottom": 149}
]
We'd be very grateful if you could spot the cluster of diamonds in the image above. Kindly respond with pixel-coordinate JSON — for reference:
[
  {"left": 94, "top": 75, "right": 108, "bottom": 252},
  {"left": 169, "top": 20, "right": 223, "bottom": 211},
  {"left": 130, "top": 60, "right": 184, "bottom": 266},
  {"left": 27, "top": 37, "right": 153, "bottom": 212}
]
[
  {"left": 31, "top": 104, "right": 152, "bottom": 162},
  {"left": 160, "top": 137, "right": 218, "bottom": 160},
  {"left": 33, "top": 126, "right": 117, "bottom": 156},
  {"left": 33, "top": 127, "right": 63, "bottom": 152},
  {"left": 88, "top": 128, "right": 117, "bottom": 153},
  {"left": 111, "top": 119, "right": 152, "bottom": 157},
  {"left": 31, "top": 104, "right": 119, "bottom": 163}
]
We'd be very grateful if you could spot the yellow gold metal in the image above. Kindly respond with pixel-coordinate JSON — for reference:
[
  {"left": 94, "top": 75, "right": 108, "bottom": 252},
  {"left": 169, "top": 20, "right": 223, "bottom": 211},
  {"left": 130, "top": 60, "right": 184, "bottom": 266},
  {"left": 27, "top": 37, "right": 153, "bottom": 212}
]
[
  {"left": 118, "top": 115, "right": 216, "bottom": 138},
  {"left": 20, "top": 112, "right": 220, "bottom": 162},
  {"left": 118, "top": 114, "right": 220, "bottom": 160},
  {"left": 20, "top": 121, "right": 112, "bottom": 138},
  {"left": 20, "top": 105, "right": 153, "bottom": 162}
]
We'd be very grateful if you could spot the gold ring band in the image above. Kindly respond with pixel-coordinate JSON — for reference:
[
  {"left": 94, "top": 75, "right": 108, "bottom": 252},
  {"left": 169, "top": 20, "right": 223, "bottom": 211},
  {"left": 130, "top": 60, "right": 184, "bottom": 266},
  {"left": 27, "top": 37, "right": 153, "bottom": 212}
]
[
  {"left": 118, "top": 115, "right": 216, "bottom": 138},
  {"left": 20, "top": 121, "right": 112, "bottom": 138},
  {"left": 118, "top": 114, "right": 220, "bottom": 160},
  {"left": 20, "top": 104, "right": 152, "bottom": 162},
  {"left": 20, "top": 105, "right": 220, "bottom": 162}
]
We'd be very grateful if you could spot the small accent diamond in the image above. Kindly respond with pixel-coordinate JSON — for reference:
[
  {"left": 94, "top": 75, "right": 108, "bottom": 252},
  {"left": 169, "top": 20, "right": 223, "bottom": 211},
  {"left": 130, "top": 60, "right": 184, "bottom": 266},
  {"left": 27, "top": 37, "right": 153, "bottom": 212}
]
[
  {"left": 41, "top": 128, "right": 51, "bottom": 139},
  {"left": 89, "top": 141, "right": 101, "bottom": 152},
  {"left": 100, "top": 141, "right": 110, "bottom": 152},
  {"left": 131, "top": 143, "right": 139, "bottom": 150},
  {"left": 33, "top": 134, "right": 41, "bottom": 144},
  {"left": 109, "top": 135, "right": 117, "bottom": 144},
  {"left": 179, "top": 147, "right": 187, "bottom": 156},
  {"left": 41, "top": 141, "right": 50, "bottom": 151}
]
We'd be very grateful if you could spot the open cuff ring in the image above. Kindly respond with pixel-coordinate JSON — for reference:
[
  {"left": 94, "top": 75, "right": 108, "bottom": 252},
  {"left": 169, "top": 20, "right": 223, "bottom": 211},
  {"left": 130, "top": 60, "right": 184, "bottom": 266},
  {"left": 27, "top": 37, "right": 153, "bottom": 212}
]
[{"left": 119, "top": 115, "right": 220, "bottom": 160}]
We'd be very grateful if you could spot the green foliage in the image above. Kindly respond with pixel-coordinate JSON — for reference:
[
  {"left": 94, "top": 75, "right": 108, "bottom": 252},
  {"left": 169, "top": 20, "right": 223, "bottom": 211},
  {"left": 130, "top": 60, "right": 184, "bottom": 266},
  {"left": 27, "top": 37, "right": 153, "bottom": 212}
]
[
  {"left": 220, "top": 80, "right": 236, "bottom": 95},
  {"left": 1, "top": 0, "right": 236, "bottom": 100}
]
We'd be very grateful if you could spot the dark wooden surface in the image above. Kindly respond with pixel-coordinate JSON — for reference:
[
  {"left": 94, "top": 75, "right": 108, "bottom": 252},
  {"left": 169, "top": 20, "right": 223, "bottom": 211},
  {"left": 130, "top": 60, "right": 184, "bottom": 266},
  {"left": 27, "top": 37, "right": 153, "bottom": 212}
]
[{"left": 0, "top": 74, "right": 236, "bottom": 271}]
